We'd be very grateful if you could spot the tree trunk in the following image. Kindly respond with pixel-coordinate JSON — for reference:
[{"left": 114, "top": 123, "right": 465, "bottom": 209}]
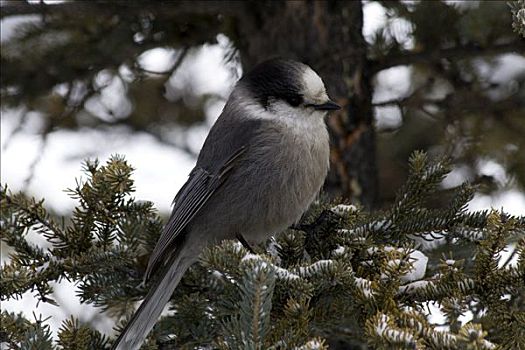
[{"left": 233, "top": 0, "right": 377, "bottom": 209}]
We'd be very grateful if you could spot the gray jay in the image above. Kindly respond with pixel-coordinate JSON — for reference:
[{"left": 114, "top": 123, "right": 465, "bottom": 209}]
[{"left": 112, "top": 58, "right": 340, "bottom": 350}]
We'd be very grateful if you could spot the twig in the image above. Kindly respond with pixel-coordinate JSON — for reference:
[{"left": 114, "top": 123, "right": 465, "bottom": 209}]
[
  {"left": 134, "top": 47, "right": 188, "bottom": 77},
  {"left": 22, "top": 128, "right": 50, "bottom": 189},
  {"left": 2, "top": 107, "right": 29, "bottom": 152},
  {"left": 21, "top": 82, "right": 76, "bottom": 188},
  {"left": 500, "top": 245, "right": 518, "bottom": 269},
  {"left": 369, "top": 41, "right": 525, "bottom": 74}
]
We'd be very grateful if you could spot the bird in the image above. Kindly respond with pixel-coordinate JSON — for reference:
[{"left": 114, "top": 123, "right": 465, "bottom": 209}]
[{"left": 112, "top": 58, "right": 341, "bottom": 350}]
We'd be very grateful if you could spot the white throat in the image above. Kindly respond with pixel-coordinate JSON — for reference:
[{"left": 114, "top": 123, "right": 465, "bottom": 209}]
[{"left": 239, "top": 98, "right": 328, "bottom": 137}]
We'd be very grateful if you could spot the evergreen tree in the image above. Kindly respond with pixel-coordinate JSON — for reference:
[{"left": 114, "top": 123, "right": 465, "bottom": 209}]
[
  {"left": 2, "top": 1, "right": 525, "bottom": 349},
  {"left": 2, "top": 152, "right": 524, "bottom": 349}
]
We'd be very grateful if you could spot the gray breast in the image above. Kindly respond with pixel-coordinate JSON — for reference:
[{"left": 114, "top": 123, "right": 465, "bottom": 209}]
[{"left": 189, "top": 117, "right": 329, "bottom": 245}]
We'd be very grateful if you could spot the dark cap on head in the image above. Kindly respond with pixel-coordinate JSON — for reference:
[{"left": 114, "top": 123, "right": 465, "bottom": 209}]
[{"left": 240, "top": 58, "right": 306, "bottom": 108}]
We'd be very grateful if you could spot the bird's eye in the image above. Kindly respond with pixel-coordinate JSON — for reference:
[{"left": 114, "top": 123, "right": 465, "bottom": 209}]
[{"left": 286, "top": 94, "right": 303, "bottom": 107}]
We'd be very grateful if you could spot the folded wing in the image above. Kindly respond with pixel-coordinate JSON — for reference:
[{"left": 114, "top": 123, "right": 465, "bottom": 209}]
[{"left": 143, "top": 146, "right": 246, "bottom": 281}]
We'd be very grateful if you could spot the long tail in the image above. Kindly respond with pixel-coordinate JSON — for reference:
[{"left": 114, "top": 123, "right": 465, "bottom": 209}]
[{"left": 112, "top": 245, "right": 197, "bottom": 350}]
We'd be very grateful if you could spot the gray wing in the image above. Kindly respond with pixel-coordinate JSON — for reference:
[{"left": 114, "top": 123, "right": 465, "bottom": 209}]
[
  {"left": 143, "top": 103, "right": 263, "bottom": 281},
  {"left": 143, "top": 146, "right": 246, "bottom": 281}
]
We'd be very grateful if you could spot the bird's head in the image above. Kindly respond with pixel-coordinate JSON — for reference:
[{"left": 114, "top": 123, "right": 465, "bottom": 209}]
[{"left": 238, "top": 58, "right": 340, "bottom": 118}]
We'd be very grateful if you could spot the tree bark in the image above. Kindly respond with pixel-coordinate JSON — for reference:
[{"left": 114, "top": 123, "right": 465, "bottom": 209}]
[{"left": 233, "top": 0, "right": 378, "bottom": 209}]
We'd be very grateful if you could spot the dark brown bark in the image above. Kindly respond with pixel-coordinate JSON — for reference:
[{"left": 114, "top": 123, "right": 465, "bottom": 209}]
[{"left": 233, "top": 1, "right": 378, "bottom": 209}]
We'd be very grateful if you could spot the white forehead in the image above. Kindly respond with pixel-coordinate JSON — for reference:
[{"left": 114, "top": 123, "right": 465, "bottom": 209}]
[{"left": 301, "top": 67, "right": 327, "bottom": 101}]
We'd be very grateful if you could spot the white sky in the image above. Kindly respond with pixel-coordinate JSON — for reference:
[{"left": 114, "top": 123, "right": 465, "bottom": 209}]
[{"left": 1, "top": 1, "right": 524, "bottom": 340}]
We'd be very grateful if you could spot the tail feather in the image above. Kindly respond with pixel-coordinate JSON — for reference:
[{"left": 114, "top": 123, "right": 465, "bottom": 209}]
[{"left": 112, "top": 248, "right": 196, "bottom": 350}]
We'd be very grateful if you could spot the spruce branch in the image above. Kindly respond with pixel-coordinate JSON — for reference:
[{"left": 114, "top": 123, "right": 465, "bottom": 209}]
[{"left": 2, "top": 152, "right": 524, "bottom": 348}]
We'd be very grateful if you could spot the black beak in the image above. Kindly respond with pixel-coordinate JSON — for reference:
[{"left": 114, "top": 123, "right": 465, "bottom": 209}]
[{"left": 307, "top": 100, "right": 341, "bottom": 111}]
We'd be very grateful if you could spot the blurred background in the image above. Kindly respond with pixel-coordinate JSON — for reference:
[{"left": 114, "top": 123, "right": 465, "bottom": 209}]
[{"left": 1, "top": 0, "right": 524, "bottom": 338}]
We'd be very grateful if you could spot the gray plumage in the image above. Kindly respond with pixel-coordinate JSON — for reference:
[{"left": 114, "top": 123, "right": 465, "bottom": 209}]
[{"left": 112, "top": 58, "right": 339, "bottom": 350}]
